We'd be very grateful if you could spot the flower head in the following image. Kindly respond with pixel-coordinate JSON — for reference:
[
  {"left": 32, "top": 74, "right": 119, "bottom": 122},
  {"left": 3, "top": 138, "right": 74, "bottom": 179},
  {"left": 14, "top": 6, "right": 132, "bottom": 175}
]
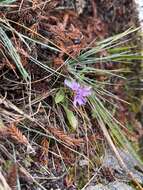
[{"left": 64, "top": 79, "right": 92, "bottom": 107}]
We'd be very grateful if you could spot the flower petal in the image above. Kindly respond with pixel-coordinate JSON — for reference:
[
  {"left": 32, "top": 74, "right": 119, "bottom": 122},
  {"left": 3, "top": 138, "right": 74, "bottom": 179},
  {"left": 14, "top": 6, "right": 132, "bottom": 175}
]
[
  {"left": 74, "top": 95, "right": 86, "bottom": 106},
  {"left": 64, "top": 79, "right": 80, "bottom": 91},
  {"left": 78, "top": 87, "right": 92, "bottom": 97},
  {"left": 64, "top": 79, "right": 72, "bottom": 88},
  {"left": 64, "top": 80, "right": 91, "bottom": 107}
]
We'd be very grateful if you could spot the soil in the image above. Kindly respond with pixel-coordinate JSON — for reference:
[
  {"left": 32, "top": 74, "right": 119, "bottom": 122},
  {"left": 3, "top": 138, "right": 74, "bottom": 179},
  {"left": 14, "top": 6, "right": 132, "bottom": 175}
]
[{"left": 0, "top": 0, "right": 142, "bottom": 190}]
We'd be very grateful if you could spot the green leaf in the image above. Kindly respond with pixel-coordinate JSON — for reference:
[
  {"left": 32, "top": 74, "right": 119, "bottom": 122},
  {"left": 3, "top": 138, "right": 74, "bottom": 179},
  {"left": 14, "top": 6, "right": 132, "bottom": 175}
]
[
  {"left": 0, "top": 27, "right": 30, "bottom": 81},
  {"left": 63, "top": 106, "right": 78, "bottom": 131},
  {"left": 55, "top": 89, "right": 65, "bottom": 104}
]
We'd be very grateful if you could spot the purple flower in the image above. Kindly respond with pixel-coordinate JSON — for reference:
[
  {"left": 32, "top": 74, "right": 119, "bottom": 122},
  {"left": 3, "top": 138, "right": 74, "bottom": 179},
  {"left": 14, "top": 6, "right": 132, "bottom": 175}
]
[{"left": 64, "top": 79, "right": 92, "bottom": 107}]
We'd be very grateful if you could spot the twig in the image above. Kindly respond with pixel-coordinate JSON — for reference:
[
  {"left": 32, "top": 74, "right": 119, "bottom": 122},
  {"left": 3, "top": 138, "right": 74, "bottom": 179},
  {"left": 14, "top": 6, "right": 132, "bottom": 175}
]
[{"left": 18, "top": 0, "right": 24, "bottom": 11}]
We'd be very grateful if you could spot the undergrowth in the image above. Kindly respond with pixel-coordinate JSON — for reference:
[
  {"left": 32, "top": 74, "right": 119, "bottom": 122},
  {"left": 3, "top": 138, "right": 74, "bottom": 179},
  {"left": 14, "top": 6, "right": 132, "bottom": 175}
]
[{"left": 0, "top": 1, "right": 143, "bottom": 189}]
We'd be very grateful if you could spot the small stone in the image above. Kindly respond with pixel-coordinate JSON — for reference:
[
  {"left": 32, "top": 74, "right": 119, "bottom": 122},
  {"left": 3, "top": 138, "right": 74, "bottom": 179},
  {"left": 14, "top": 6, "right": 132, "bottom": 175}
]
[
  {"left": 108, "top": 181, "right": 135, "bottom": 190},
  {"left": 85, "top": 182, "right": 134, "bottom": 190},
  {"left": 85, "top": 184, "right": 109, "bottom": 190}
]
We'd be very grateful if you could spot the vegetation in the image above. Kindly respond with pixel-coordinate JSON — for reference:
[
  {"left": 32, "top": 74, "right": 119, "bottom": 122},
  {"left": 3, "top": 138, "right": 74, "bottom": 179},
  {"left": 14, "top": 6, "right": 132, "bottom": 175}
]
[{"left": 0, "top": 1, "right": 143, "bottom": 189}]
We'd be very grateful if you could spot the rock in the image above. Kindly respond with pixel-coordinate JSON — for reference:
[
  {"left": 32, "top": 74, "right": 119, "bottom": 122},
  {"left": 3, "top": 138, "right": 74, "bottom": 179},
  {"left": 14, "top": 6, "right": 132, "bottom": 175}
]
[
  {"left": 102, "top": 149, "right": 143, "bottom": 183},
  {"left": 86, "top": 182, "right": 134, "bottom": 190},
  {"left": 108, "top": 182, "right": 135, "bottom": 190},
  {"left": 85, "top": 184, "right": 109, "bottom": 190}
]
